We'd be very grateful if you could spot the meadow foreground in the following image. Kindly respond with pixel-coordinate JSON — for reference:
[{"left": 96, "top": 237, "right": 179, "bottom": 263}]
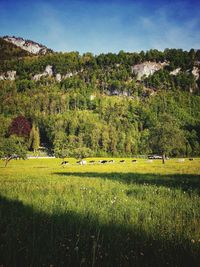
[{"left": 0, "top": 158, "right": 200, "bottom": 267}]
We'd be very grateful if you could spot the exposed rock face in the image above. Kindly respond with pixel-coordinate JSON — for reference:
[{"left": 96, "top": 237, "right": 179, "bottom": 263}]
[
  {"left": 132, "top": 61, "right": 168, "bottom": 80},
  {"left": 60, "top": 71, "right": 78, "bottom": 80},
  {"left": 108, "top": 90, "right": 130, "bottom": 97},
  {"left": 192, "top": 66, "right": 199, "bottom": 81},
  {"left": 56, "top": 73, "right": 62, "bottom": 82},
  {"left": 3, "top": 36, "right": 51, "bottom": 55},
  {"left": 63, "top": 72, "right": 73, "bottom": 79},
  {"left": 33, "top": 65, "right": 53, "bottom": 81},
  {"left": 45, "top": 65, "right": 53, "bottom": 76},
  {"left": 170, "top": 68, "right": 181, "bottom": 76},
  {"left": 0, "top": 70, "right": 16, "bottom": 81},
  {"left": 33, "top": 66, "right": 79, "bottom": 82}
]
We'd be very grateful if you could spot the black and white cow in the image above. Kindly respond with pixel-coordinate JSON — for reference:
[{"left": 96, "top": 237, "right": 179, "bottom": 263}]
[
  {"left": 77, "top": 160, "right": 87, "bottom": 165},
  {"left": 61, "top": 161, "right": 69, "bottom": 167},
  {"left": 99, "top": 160, "right": 108, "bottom": 164}
]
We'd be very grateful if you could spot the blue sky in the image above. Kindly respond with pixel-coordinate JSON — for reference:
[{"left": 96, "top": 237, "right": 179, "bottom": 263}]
[{"left": 0, "top": 0, "right": 199, "bottom": 54}]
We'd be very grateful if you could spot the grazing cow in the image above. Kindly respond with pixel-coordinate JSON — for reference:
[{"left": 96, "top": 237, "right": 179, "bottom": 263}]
[
  {"left": 177, "top": 159, "right": 185, "bottom": 163},
  {"left": 109, "top": 160, "right": 115, "bottom": 163},
  {"left": 148, "top": 155, "right": 162, "bottom": 159},
  {"left": 89, "top": 160, "right": 95, "bottom": 164},
  {"left": 77, "top": 160, "right": 87, "bottom": 165},
  {"left": 119, "top": 160, "right": 125, "bottom": 163},
  {"left": 132, "top": 160, "right": 137, "bottom": 163},
  {"left": 99, "top": 160, "right": 107, "bottom": 164},
  {"left": 61, "top": 160, "right": 69, "bottom": 166},
  {"left": 189, "top": 158, "right": 194, "bottom": 161}
]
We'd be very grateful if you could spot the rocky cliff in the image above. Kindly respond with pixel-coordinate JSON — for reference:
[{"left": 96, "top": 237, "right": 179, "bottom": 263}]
[
  {"left": 0, "top": 70, "right": 16, "bottom": 81},
  {"left": 2, "top": 36, "right": 52, "bottom": 55},
  {"left": 132, "top": 61, "right": 168, "bottom": 80}
]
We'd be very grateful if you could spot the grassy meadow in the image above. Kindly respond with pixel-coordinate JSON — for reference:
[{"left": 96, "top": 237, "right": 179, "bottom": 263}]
[{"left": 0, "top": 158, "right": 200, "bottom": 267}]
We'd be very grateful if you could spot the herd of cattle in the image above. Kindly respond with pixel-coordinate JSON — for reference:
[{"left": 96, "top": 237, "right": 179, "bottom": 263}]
[
  {"left": 61, "top": 159, "right": 138, "bottom": 166},
  {"left": 61, "top": 158, "right": 194, "bottom": 166}
]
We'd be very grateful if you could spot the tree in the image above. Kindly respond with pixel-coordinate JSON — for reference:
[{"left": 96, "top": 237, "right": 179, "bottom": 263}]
[
  {"left": 101, "top": 127, "right": 110, "bottom": 153},
  {"left": 90, "top": 127, "right": 101, "bottom": 152},
  {"left": 54, "top": 143, "right": 73, "bottom": 159},
  {"left": 72, "top": 147, "right": 93, "bottom": 160},
  {"left": 9, "top": 116, "right": 31, "bottom": 138},
  {"left": 53, "top": 132, "right": 73, "bottom": 159},
  {"left": 150, "top": 114, "right": 185, "bottom": 164},
  {"left": 0, "top": 115, "right": 11, "bottom": 138},
  {"left": 0, "top": 135, "right": 27, "bottom": 167},
  {"left": 109, "top": 126, "right": 118, "bottom": 155},
  {"left": 29, "top": 124, "right": 40, "bottom": 153}
]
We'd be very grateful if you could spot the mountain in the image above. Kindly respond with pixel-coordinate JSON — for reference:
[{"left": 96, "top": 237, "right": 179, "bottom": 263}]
[
  {"left": 0, "top": 37, "right": 32, "bottom": 60},
  {"left": 2, "top": 36, "right": 52, "bottom": 56},
  {"left": 0, "top": 37, "right": 200, "bottom": 157}
]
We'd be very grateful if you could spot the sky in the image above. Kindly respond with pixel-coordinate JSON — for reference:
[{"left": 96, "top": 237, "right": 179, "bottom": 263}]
[{"left": 0, "top": 0, "right": 200, "bottom": 54}]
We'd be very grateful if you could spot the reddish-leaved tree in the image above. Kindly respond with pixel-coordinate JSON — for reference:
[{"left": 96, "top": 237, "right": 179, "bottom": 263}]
[{"left": 9, "top": 115, "right": 31, "bottom": 138}]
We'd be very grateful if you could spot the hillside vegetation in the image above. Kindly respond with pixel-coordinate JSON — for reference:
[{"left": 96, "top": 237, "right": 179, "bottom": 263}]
[{"left": 0, "top": 41, "right": 200, "bottom": 157}]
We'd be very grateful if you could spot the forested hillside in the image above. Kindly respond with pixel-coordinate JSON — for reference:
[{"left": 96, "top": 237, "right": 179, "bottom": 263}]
[{"left": 0, "top": 37, "right": 200, "bottom": 157}]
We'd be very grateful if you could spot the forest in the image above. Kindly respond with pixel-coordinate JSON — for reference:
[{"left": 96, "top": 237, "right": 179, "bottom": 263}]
[{"left": 0, "top": 38, "right": 200, "bottom": 158}]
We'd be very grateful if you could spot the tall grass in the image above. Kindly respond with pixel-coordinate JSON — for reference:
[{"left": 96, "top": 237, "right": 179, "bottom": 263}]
[{"left": 0, "top": 158, "right": 200, "bottom": 266}]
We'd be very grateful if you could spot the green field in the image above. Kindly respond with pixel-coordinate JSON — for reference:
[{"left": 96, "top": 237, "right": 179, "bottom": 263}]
[{"left": 0, "top": 158, "right": 200, "bottom": 267}]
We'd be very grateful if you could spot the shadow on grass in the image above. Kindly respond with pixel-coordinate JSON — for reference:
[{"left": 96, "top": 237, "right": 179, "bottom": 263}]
[
  {"left": 53, "top": 172, "right": 200, "bottom": 193},
  {"left": 0, "top": 195, "right": 199, "bottom": 267}
]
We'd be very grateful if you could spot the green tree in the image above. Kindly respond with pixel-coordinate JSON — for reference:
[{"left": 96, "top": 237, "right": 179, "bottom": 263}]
[
  {"left": 117, "top": 132, "right": 126, "bottom": 154},
  {"left": 29, "top": 124, "right": 40, "bottom": 154},
  {"left": 110, "top": 127, "right": 118, "bottom": 155},
  {"left": 0, "top": 135, "right": 27, "bottom": 167},
  {"left": 101, "top": 127, "right": 110, "bottom": 153},
  {"left": 90, "top": 126, "right": 101, "bottom": 152},
  {"left": 72, "top": 147, "right": 93, "bottom": 160},
  {"left": 54, "top": 142, "right": 73, "bottom": 159},
  {"left": 150, "top": 114, "right": 185, "bottom": 164},
  {"left": 53, "top": 132, "right": 73, "bottom": 159}
]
